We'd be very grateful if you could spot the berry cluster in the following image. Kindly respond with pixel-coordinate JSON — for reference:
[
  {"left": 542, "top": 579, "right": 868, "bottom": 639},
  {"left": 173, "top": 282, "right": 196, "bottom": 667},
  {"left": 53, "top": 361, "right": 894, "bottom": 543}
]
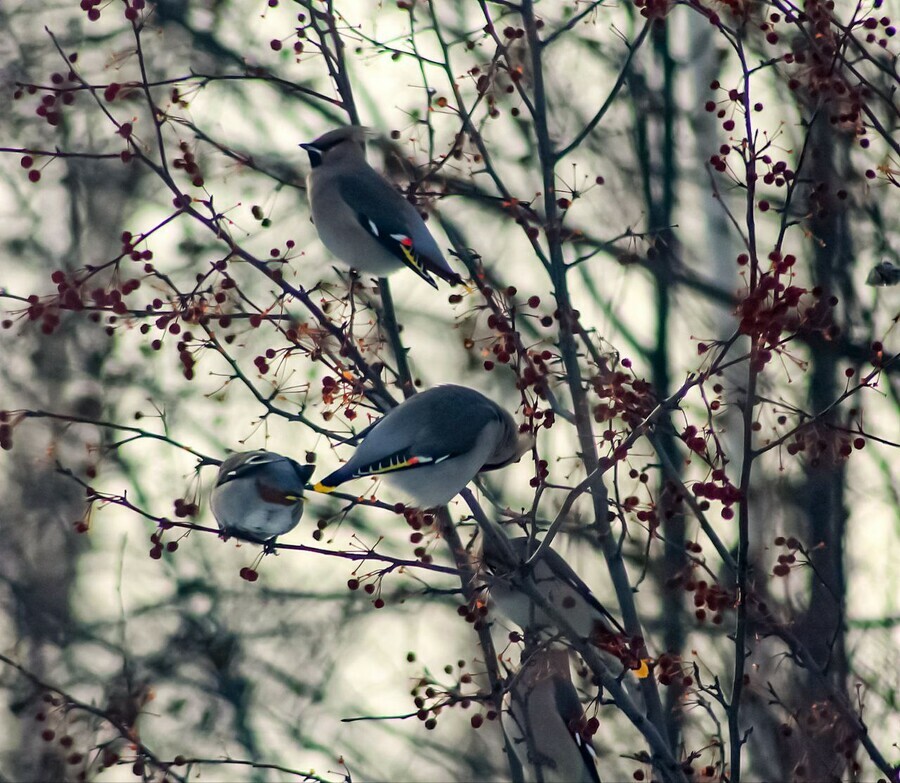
[
  {"left": 690, "top": 468, "right": 741, "bottom": 521},
  {"left": 407, "top": 655, "right": 490, "bottom": 732},
  {"left": 13, "top": 57, "right": 80, "bottom": 134},
  {"left": 590, "top": 362, "right": 657, "bottom": 431}
]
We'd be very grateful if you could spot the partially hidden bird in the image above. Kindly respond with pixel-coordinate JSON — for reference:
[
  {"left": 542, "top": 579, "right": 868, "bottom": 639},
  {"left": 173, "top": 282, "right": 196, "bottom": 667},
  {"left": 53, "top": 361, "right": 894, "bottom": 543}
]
[
  {"left": 313, "top": 384, "right": 528, "bottom": 508},
  {"left": 504, "top": 647, "right": 602, "bottom": 783},
  {"left": 300, "top": 126, "right": 462, "bottom": 289},
  {"left": 211, "top": 451, "right": 315, "bottom": 546},
  {"left": 482, "top": 534, "right": 625, "bottom": 645}
]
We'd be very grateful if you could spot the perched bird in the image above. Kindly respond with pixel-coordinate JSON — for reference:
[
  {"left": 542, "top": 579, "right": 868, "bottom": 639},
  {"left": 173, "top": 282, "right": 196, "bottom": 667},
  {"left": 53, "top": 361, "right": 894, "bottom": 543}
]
[
  {"left": 300, "top": 126, "right": 461, "bottom": 289},
  {"left": 504, "top": 648, "right": 602, "bottom": 783},
  {"left": 482, "top": 534, "right": 624, "bottom": 644},
  {"left": 210, "top": 451, "right": 315, "bottom": 545},
  {"left": 313, "top": 385, "right": 527, "bottom": 507}
]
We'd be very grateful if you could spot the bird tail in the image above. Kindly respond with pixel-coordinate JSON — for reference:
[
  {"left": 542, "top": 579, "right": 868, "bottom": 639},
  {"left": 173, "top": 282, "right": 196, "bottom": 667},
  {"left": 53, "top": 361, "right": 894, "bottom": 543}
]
[
  {"left": 428, "top": 263, "right": 463, "bottom": 286},
  {"left": 416, "top": 248, "right": 462, "bottom": 286},
  {"left": 312, "top": 465, "right": 353, "bottom": 494}
]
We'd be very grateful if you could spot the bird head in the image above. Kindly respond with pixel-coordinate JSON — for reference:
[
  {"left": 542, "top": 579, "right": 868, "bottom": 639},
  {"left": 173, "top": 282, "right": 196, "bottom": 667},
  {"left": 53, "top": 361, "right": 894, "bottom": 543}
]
[{"left": 300, "top": 125, "right": 369, "bottom": 168}]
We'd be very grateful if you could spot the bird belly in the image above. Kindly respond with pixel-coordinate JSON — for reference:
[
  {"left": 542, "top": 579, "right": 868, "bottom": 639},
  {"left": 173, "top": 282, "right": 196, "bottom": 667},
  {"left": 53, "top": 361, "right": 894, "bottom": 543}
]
[
  {"left": 384, "top": 461, "right": 471, "bottom": 507},
  {"left": 488, "top": 582, "right": 544, "bottom": 631},
  {"left": 539, "top": 577, "right": 597, "bottom": 638},
  {"left": 488, "top": 576, "right": 596, "bottom": 638},
  {"left": 213, "top": 478, "right": 302, "bottom": 542},
  {"left": 227, "top": 505, "right": 298, "bottom": 541}
]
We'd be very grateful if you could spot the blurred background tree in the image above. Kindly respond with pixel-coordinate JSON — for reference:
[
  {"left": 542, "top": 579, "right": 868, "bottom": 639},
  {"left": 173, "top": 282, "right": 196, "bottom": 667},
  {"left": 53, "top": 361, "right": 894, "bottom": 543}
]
[{"left": 0, "top": 0, "right": 897, "bottom": 781}]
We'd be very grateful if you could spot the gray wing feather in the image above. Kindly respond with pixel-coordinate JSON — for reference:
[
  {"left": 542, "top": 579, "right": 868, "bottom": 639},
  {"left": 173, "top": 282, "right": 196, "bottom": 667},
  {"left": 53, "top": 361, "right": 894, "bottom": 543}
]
[
  {"left": 335, "top": 174, "right": 453, "bottom": 275},
  {"left": 346, "top": 386, "right": 504, "bottom": 473},
  {"left": 549, "top": 666, "right": 602, "bottom": 783},
  {"left": 509, "top": 538, "right": 625, "bottom": 634},
  {"left": 552, "top": 674, "right": 586, "bottom": 726}
]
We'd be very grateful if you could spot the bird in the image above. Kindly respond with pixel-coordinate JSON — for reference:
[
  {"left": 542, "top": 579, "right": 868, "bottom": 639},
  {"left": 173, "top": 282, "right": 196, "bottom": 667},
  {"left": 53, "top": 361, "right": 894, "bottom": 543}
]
[
  {"left": 482, "top": 533, "right": 625, "bottom": 646},
  {"left": 313, "top": 384, "right": 528, "bottom": 508},
  {"left": 503, "top": 647, "right": 602, "bottom": 783},
  {"left": 210, "top": 451, "right": 315, "bottom": 546},
  {"left": 300, "top": 126, "right": 462, "bottom": 289}
]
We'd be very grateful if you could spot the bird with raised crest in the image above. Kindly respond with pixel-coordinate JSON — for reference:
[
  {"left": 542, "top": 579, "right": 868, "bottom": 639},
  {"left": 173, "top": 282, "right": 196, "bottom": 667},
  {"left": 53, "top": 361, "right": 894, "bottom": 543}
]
[{"left": 300, "top": 126, "right": 461, "bottom": 289}]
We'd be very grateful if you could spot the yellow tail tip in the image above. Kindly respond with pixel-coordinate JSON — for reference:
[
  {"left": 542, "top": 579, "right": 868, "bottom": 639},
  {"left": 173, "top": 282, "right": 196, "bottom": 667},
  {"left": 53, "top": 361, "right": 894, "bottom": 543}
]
[
  {"left": 633, "top": 659, "right": 651, "bottom": 679},
  {"left": 312, "top": 482, "right": 337, "bottom": 494}
]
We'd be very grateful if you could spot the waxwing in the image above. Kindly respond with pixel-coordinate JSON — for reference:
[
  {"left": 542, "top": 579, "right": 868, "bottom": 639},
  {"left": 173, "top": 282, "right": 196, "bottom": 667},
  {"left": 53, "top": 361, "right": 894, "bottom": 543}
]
[
  {"left": 211, "top": 451, "right": 314, "bottom": 545},
  {"left": 301, "top": 126, "right": 461, "bottom": 288},
  {"left": 504, "top": 648, "right": 602, "bottom": 783},
  {"left": 482, "top": 534, "right": 624, "bottom": 643},
  {"left": 314, "top": 385, "right": 527, "bottom": 507}
]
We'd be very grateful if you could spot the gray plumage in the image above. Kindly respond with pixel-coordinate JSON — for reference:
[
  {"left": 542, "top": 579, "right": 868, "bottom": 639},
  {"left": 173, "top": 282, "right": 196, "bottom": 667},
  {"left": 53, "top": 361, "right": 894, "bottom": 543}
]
[
  {"left": 300, "top": 126, "right": 460, "bottom": 288},
  {"left": 314, "top": 384, "right": 526, "bottom": 507},
  {"left": 211, "top": 451, "right": 315, "bottom": 545},
  {"left": 504, "top": 648, "right": 602, "bottom": 783},
  {"left": 483, "top": 535, "right": 623, "bottom": 642}
]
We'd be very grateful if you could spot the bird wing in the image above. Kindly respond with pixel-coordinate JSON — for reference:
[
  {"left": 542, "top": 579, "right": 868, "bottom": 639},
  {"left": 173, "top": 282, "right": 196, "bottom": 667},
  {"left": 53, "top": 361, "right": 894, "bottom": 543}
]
[
  {"left": 352, "top": 386, "right": 503, "bottom": 467},
  {"left": 344, "top": 447, "right": 448, "bottom": 478},
  {"left": 316, "top": 421, "right": 467, "bottom": 489},
  {"left": 539, "top": 547, "right": 625, "bottom": 635},
  {"left": 551, "top": 677, "right": 602, "bottom": 783},
  {"left": 216, "top": 452, "right": 282, "bottom": 486},
  {"left": 218, "top": 453, "right": 313, "bottom": 500},
  {"left": 504, "top": 539, "right": 625, "bottom": 636},
  {"left": 313, "top": 420, "right": 481, "bottom": 491},
  {"left": 315, "top": 386, "right": 499, "bottom": 492},
  {"left": 313, "top": 446, "right": 448, "bottom": 493},
  {"left": 335, "top": 175, "right": 460, "bottom": 288}
]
